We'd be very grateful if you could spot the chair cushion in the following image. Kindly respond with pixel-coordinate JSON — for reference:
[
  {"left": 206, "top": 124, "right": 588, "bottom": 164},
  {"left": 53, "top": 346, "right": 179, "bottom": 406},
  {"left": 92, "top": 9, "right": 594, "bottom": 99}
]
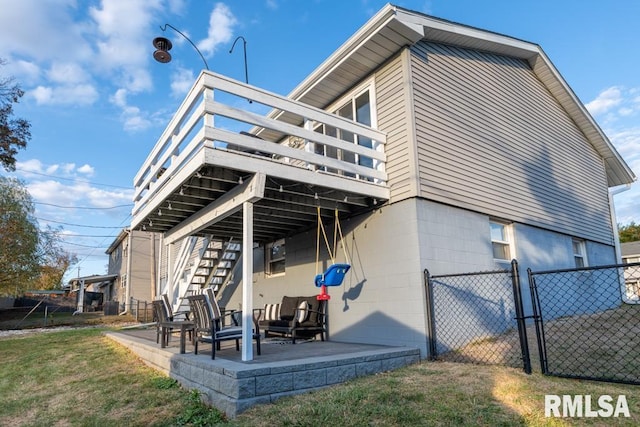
[
  {"left": 216, "top": 327, "right": 243, "bottom": 338},
  {"left": 280, "top": 296, "right": 298, "bottom": 320},
  {"left": 300, "top": 296, "right": 320, "bottom": 324},
  {"left": 263, "top": 303, "right": 280, "bottom": 321},
  {"left": 296, "top": 300, "right": 309, "bottom": 323}
]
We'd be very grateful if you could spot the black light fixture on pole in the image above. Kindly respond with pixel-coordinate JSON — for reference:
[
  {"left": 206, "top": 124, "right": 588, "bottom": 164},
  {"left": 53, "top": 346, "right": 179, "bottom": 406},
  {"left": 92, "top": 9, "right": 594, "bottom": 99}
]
[{"left": 152, "top": 23, "right": 209, "bottom": 70}]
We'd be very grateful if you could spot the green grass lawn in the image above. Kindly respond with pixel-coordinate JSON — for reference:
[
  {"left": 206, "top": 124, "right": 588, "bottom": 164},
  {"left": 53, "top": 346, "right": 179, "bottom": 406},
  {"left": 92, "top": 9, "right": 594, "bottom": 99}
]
[{"left": 1, "top": 326, "right": 638, "bottom": 426}]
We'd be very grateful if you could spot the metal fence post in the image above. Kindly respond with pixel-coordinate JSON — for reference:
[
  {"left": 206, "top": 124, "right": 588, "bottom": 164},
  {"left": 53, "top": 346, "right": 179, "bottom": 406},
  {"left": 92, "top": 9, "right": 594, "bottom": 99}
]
[
  {"left": 527, "top": 268, "right": 548, "bottom": 374},
  {"left": 424, "top": 269, "right": 438, "bottom": 360},
  {"left": 510, "top": 260, "right": 531, "bottom": 374}
]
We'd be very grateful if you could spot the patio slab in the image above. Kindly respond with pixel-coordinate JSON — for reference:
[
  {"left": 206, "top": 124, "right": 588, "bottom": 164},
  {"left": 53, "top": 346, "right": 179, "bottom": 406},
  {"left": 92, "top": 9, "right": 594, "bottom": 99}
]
[{"left": 105, "top": 327, "right": 421, "bottom": 417}]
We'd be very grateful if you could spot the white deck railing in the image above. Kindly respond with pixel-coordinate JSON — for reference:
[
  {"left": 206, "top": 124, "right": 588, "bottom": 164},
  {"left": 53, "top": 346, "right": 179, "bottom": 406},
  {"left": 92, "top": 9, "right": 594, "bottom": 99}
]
[{"left": 132, "top": 70, "right": 387, "bottom": 216}]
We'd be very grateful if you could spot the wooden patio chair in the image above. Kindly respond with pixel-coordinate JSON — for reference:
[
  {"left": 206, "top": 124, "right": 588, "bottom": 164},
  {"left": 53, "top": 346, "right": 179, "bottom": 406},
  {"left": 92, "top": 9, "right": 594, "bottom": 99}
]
[
  {"left": 161, "top": 294, "right": 190, "bottom": 321},
  {"left": 187, "top": 293, "right": 261, "bottom": 359},
  {"left": 152, "top": 299, "right": 179, "bottom": 344}
]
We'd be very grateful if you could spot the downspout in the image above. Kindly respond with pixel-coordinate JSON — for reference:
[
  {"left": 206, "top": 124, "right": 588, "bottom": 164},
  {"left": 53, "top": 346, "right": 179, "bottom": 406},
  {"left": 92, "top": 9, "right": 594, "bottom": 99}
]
[
  {"left": 609, "top": 184, "right": 631, "bottom": 262},
  {"left": 119, "top": 228, "right": 133, "bottom": 315}
]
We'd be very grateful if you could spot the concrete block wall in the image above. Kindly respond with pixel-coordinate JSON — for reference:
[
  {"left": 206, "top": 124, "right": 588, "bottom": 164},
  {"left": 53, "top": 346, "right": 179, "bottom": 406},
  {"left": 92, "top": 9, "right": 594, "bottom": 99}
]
[{"left": 105, "top": 331, "right": 419, "bottom": 418}]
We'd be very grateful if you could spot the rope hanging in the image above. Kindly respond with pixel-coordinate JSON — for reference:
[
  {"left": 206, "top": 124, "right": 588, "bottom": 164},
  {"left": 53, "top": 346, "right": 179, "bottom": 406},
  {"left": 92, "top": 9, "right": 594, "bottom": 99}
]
[{"left": 315, "top": 206, "right": 350, "bottom": 277}]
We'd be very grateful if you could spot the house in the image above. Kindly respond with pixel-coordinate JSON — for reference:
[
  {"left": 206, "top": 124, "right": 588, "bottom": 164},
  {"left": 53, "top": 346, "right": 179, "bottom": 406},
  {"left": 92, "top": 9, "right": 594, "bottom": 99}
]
[
  {"left": 67, "top": 274, "right": 117, "bottom": 312},
  {"left": 621, "top": 241, "right": 640, "bottom": 300},
  {"left": 130, "top": 4, "right": 635, "bottom": 359},
  {"left": 105, "top": 228, "right": 161, "bottom": 312}
]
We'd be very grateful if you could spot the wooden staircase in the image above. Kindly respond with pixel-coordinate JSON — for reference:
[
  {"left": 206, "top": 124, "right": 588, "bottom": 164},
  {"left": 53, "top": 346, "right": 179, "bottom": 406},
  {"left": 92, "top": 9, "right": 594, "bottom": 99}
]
[{"left": 174, "top": 237, "right": 241, "bottom": 314}]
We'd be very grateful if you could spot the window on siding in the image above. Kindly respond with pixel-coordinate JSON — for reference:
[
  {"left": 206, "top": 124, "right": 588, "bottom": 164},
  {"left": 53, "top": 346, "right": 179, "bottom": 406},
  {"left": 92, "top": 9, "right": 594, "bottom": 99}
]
[
  {"left": 265, "top": 239, "right": 285, "bottom": 276},
  {"left": 314, "top": 82, "right": 376, "bottom": 181},
  {"left": 490, "top": 221, "right": 512, "bottom": 262},
  {"left": 572, "top": 238, "right": 587, "bottom": 268},
  {"left": 120, "top": 274, "right": 127, "bottom": 289}
]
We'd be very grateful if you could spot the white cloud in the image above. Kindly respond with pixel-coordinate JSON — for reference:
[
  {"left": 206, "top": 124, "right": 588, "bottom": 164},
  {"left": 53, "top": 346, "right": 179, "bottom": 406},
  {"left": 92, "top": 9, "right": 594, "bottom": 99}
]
[
  {"left": 197, "top": 3, "right": 237, "bottom": 56},
  {"left": 47, "top": 62, "right": 90, "bottom": 84},
  {"left": 27, "top": 179, "right": 133, "bottom": 212},
  {"left": 111, "top": 88, "right": 128, "bottom": 108},
  {"left": 30, "top": 86, "right": 53, "bottom": 104},
  {"left": 0, "top": 0, "right": 93, "bottom": 63},
  {"left": 29, "top": 83, "right": 99, "bottom": 106},
  {"left": 89, "top": 0, "right": 161, "bottom": 93},
  {"left": 586, "top": 87, "right": 623, "bottom": 116},
  {"left": 62, "top": 163, "right": 76, "bottom": 174},
  {"left": 77, "top": 164, "right": 95, "bottom": 176},
  {"left": 167, "top": 0, "right": 187, "bottom": 14},
  {"left": 45, "top": 164, "right": 59, "bottom": 174},
  {"left": 170, "top": 67, "right": 195, "bottom": 97},
  {"left": 109, "top": 88, "right": 152, "bottom": 131},
  {"left": 16, "top": 159, "right": 44, "bottom": 173}
]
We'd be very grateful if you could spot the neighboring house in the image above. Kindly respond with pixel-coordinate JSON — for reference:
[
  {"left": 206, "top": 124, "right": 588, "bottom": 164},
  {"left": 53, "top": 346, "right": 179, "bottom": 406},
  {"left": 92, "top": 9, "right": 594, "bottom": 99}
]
[
  {"left": 621, "top": 241, "right": 640, "bottom": 300},
  {"left": 67, "top": 274, "right": 117, "bottom": 312},
  {"left": 105, "top": 228, "right": 161, "bottom": 311},
  {"left": 130, "top": 4, "right": 635, "bottom": 358}
]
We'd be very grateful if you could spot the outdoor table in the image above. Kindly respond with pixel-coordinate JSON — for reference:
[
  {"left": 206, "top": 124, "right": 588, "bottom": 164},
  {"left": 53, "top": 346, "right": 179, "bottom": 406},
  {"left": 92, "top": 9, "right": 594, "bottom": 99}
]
[{"left": 160, "top": 320, "right": 194, "bottom": 354}]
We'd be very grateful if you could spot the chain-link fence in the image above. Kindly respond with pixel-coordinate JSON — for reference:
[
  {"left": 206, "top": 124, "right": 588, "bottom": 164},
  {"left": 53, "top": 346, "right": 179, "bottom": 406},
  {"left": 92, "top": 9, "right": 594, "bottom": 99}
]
[
  {"left": 528, "top": 262, "right": 640, "bottom": 385},
  {"left": 130, "top": 298, "right": 153, "bottom": 322},
  {"left": 424, "top": 260, "right": 531, "bottom": 373}
]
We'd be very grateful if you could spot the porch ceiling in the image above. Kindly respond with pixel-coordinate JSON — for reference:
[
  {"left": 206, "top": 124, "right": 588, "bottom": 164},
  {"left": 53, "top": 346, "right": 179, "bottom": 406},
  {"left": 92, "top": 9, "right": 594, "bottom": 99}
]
[{"left": 132, "top": 147, "right": 385, "bottom": 244}]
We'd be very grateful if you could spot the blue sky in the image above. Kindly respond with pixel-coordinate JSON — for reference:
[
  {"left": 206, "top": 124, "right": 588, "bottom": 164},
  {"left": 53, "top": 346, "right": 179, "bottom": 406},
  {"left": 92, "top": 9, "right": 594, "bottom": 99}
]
[{"left": 0, "top": 0, "right": 638, "bottom": 280}]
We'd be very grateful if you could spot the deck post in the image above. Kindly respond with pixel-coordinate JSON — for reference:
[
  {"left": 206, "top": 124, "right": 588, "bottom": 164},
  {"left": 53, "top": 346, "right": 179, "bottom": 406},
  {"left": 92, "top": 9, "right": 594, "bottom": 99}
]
[{"left": 242, "top": 201, "right": 254, "bottom": 361}]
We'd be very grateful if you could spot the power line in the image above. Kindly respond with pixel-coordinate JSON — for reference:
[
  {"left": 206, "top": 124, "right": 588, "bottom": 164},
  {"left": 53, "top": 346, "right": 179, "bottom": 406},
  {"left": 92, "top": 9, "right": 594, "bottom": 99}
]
[
  {"left": 63, "top": 241, "right": 109, "bottom": 249},
  {"left": 35, "top": 201, "right": 133, "bottom": 210},
  {"left": 14, "top": 168, "right": 132, "bottom": 190},
  {"left": 36, "top": 217, "right": 126, "bottom": 229},
  {"left": 73, "top": 213, "right": 132, "bottom": 272},
  {"left": 57, "top": 234, "right": 119, "bottom": 238}
]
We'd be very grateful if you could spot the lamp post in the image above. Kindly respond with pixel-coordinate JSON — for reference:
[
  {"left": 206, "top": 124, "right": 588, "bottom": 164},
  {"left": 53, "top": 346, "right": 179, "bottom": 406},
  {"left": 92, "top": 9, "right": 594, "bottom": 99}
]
[{"left": 152, "top": 23, "right": 209, "bottom": 70}]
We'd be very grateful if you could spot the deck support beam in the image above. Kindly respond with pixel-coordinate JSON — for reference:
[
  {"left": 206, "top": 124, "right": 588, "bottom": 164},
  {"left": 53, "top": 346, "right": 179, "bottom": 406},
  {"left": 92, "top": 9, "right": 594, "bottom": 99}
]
[
  {"left": 242, "top": 201, "right": 254, "bottom": 361},
  {"left": 163, "top": 173, "right": 266, "bottom": 245}
]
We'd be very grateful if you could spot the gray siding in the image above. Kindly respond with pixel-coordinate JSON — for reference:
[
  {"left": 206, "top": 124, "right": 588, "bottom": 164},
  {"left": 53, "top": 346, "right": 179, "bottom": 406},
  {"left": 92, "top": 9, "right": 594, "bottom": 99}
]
[
  {"left": 374, "top": 50, "right": 417, "bottom": 203},
  {"left": 410, "top": 41, "right": 613, "bottom": 244}
]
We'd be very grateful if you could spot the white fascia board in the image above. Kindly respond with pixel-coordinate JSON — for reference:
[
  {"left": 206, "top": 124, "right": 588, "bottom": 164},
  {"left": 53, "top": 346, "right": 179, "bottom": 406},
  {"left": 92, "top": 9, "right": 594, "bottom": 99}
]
[
  {"left": 531, "top": 49, "right": 636, "bottom": 186},
  {"left": 288, "top": 4, "right": 423, "bottom": 103}
]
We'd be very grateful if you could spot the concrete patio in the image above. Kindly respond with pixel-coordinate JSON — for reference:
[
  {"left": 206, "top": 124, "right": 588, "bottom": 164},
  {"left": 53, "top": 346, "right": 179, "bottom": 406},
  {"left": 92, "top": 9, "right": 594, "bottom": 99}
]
[{"left": 105, "top": 327, "right": 421, "bottom": 417}]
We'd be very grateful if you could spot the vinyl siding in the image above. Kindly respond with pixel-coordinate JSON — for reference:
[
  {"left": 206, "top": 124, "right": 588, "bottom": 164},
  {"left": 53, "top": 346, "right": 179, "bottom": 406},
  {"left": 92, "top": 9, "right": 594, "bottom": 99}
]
[
  {"left": 374, "top": 51, "right": 417, "bottom": 203},
  {"left": 410, "top": 41, "right": 613, "bottom": 244}
]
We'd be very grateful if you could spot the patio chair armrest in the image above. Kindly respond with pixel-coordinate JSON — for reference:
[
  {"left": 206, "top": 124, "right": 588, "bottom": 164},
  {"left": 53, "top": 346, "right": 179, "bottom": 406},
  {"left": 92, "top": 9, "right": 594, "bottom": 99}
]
[
  {"left": 253, "top": 308, "right": 264, "bottom": 321},
  {"left": 172, "top": 309, "right": 191, "bottom": 320},
  {"left": 221, "top": 309, "right": 240, "bottom": 326}
]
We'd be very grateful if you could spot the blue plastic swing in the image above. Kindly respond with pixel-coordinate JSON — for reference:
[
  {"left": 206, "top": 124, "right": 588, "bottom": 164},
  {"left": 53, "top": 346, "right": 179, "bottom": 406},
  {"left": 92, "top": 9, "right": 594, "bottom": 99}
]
[
  {"left": 314, "top": 207, "right": 351, "bottom": 300},
  {"left": 315, "top": 263, "right": 351, "bottom": 287}
]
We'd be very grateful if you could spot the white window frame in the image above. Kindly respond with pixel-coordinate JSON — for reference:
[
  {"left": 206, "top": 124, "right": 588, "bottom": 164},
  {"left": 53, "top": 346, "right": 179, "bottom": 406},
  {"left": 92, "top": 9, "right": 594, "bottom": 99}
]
[
  {"left": 315, "top": 79, "right": 378, "bottom": 181},
  {"left": 265, "top": 238, "right": 286, "bottom": 277},
  {"left": 490, "top": 220, "right": 514, "bottom": 263},
  {"left": 572, "top": 238, "right": 588, "bottom": 268}
]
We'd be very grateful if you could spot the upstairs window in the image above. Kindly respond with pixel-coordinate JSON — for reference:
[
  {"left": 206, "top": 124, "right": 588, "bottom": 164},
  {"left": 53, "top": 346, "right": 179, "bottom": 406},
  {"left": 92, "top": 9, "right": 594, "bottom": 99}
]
[
  {"left": 490, "top": 221, "right": 513, "bottom": 262},
  {"left": 314, "top": 82, "right": 377, "bottom": 180},
  {"left": 265, "top": 239, "right": 285, "bottom": 276},
  {"left": 572, "top": 238, "right": 587, "bottom": 268}
]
